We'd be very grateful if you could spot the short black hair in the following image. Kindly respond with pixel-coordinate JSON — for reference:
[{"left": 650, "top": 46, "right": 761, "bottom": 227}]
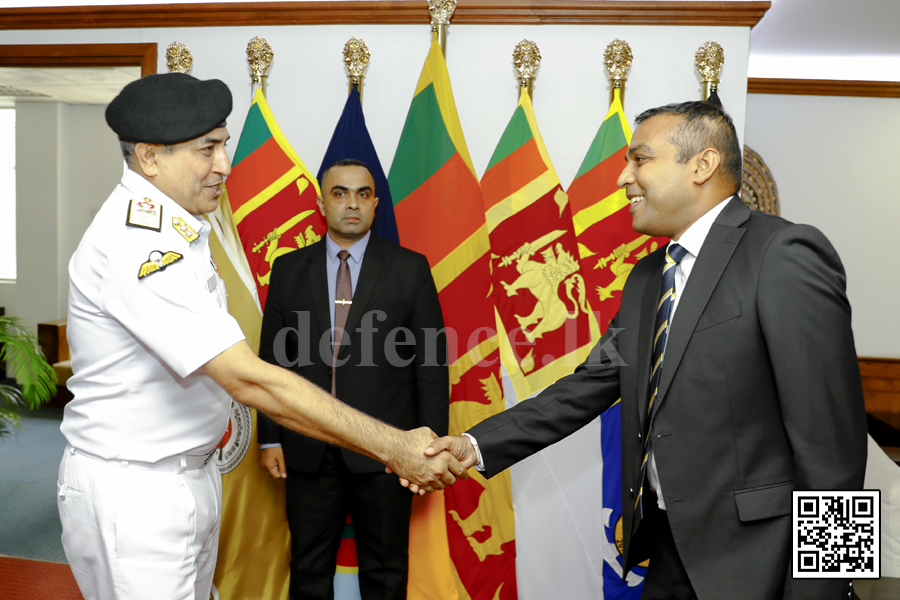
[
  {"left": 634, "top": 101, "right": 742, "bottom": 193},
  {"left": 320, "top": 158, "right": 373, "bottom": 191}
]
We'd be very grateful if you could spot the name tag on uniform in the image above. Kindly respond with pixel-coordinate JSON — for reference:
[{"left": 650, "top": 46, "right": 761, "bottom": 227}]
[{"left": 207, "top": 275, "right": 217, "bottom": 293}]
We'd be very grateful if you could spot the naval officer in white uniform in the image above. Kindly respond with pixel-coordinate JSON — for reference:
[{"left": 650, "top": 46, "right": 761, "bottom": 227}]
[{"left": 57, "top": 72, "right": 465, "bottom": 600}]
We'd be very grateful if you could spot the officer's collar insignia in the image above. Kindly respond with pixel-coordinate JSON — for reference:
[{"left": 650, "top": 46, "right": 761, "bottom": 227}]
[
  {"left": 138, "top": 250, "right": 183, "bottom": 279},
  {"left": 126, "top": 198, "right": 162, "bottom": 231},
  {"left": 172, "top": 216, "right": 200, "bottom": 243}
]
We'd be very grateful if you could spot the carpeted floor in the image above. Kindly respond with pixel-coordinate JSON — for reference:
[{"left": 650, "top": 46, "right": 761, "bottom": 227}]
[
  {"left": 0, "top": 401, "right": 83, "bottom": 598},
  {"left": 0, "top": 405, "right": 69, "bottom": 563},
  {"left": 0, "top": 556, "right": 82, "bottom": 600}
]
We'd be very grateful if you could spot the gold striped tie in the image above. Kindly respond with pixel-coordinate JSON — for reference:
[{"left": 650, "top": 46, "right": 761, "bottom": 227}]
[{"left": 635, "top": 243, "right": 687, "bottom": 517}]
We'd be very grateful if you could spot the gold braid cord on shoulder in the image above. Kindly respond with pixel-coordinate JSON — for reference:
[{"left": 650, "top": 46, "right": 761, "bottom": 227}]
[{"left": 741, "top": 145, "right": 779, "bottom": 216}]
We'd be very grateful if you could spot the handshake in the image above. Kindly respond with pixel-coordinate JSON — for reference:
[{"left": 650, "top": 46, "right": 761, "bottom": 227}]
[
  {"left": 386, "top": 429, "right": 479, "bottom": 495},
  {"left": 261, "top": 428, "right": 480, "bottom": 495}
]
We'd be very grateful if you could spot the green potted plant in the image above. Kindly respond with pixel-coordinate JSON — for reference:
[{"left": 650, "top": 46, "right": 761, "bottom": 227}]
[{"left": 0, "top": 315, "right": 57, "bottom": 440}]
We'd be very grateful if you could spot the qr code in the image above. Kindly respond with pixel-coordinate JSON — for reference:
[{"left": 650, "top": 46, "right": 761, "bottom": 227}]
[{"left": 792, "top": 491, "right": 879, "bottom": 579}]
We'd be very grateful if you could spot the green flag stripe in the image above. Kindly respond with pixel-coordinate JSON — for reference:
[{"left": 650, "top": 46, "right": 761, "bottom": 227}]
[
  {"left": 232, "top": 103, "right": 272, "bottom": 166},
  {"left": 388, "top": 83, "right": 456, "bottom": 205},
  {"left": 485, "top": 105, "right": 534, "bottom": 172},
  {"left": 573, "top": 115, "right": 628, "bottom": 181}
]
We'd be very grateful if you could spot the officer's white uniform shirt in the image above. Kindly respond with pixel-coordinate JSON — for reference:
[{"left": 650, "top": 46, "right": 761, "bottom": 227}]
[{"left": 62, "top": 168, "right": 245, "bottom": 463}]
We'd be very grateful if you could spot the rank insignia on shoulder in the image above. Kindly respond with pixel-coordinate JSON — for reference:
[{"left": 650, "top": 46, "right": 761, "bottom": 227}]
[
  {"left": 138, "top": 250, "right": 183, "bottom": 279},
  {"left": 126, "top": 198, "right": 163, "bottom": 231},
  {"left": 172, "top": 216, "right": 200, "bottom": 243}
]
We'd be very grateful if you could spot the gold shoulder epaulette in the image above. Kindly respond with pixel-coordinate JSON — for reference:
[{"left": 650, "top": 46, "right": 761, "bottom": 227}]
[
  {"left": 126, "top": 198, "right": 163, "bottom": 231},
  {"left": 173, "top": 216, "right": 200, "bottom": 243}
]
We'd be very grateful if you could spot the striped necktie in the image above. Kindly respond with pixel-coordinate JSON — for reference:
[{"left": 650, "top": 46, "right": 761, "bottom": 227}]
[{"left": 636, "top": 242, "right": 688, "bottom": 516}]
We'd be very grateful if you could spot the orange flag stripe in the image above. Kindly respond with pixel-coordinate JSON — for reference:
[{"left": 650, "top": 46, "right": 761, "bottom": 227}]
[
  {"left": 567, "top": 145, "right": 628, "bottom": 214},
  {"left": 227, "top": 137, "right": 297, "bottom": 213},
  {"left": 480, "top": 138, "right": 547, "bottom": 212},
  {"left": 393, "top": 152, "right": 485, "bottom": 268}
]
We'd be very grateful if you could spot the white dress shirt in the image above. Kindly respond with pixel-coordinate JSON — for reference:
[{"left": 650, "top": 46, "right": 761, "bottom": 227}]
[{"left": 648, "top": 196, "right": 732, "bottom": 509}]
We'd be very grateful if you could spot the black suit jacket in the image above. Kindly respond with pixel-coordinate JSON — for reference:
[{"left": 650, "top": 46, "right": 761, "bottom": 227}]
[
  {"left": 467, "top": 197, "right": 867, "bottom": 600},
  {"left": 258, "top": 233, "right": 449, "bottom": 473}
]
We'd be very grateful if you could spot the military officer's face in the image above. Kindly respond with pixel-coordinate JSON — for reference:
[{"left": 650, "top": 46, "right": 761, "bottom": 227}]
[
  {"left": 317, "top": 165, "right": 379, "bottom": 248},
  {"left": 152, "top": 126, "right": 231, "bottom": 216}
]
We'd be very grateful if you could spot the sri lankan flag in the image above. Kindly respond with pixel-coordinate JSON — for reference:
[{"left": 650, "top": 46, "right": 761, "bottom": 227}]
[
  {"left": 482, "top": 88, "right": 598, "bottom": 400},
  {"left": 228, "top": 87, "right": 326, "bottom": 310},
  {"left": 568, "top": 88, "right": 667, "bottom": 333},
  {"left": 206, "top": 188, "right": 290, "bottom": 600},
  {"left": 388, "top": 33, "right": 514, "bottom": 600}
]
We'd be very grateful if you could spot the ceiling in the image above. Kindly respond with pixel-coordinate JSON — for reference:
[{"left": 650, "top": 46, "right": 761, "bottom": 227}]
[
  {"left": 0, "top": 0, "right": 897, "bottom": 107},
  {"left": 0, "top": 67, "right": 140, "bottom": 108},
  {"left": 748, "top": 0, "right": 900, "bottom": 81}
]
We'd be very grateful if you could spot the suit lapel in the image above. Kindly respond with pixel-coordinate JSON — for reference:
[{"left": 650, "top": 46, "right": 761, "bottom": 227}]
[
  {"left": 654, "top": 196, "right": 749, "bottom": 410},
  {"left": 307, "top": 242, "right": 331, "bottom": 342},
  {"left": 339, "top": 235, "right": 384, "bottom": 357}
]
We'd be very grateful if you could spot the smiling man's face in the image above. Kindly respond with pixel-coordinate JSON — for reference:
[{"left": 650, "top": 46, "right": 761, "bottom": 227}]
[
  {"left": 151, "top": 126, "right": 231, "bottom": 216},
  {"left": 616, "top": 115, "right": 699, "bottom": 241}
]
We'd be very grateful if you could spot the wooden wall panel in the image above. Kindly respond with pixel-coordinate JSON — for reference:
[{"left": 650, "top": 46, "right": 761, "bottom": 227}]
[
  {"left": 748, "top": 78, "right": 900, "bottom": 99},
  {"left": 0, "top": 43, "right": 157, "bottom": 77},
  {"left": 0, "top": 1, "right": 771, "bottom": 30},
  {"left": 859, "top": 357, "right": 900, "bottom": 414}
]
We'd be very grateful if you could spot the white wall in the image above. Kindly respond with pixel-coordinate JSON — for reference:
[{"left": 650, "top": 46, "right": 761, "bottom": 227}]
[
  {"left": 13, "top": 101, "right": 121, "bottom": 332},
  {"left": 15, "top": 102, "right": 60, "bottom": 333},
  {"left": 57, "top": 103, "right": 122, "bottom": 312},
  {"left": 744, "top": 93, "right": 900, "bottom": 358}
]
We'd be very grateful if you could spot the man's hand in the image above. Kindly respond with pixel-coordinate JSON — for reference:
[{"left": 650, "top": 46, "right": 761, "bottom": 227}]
[
  {"left": 384, "top": 427, "right": 469, "bottom": 495},
  {"left": 390, "top": 434, "right": 478, "bottom": 494},
  {"left": 424, "top": 435, "right": 478, "bottom": 469},
  {"left": 261, "top": 446, "right": 287, "bottom": 479}
]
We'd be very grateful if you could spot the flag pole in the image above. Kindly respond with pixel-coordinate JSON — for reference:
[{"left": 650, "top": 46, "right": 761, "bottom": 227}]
[
  {"left": 696, "top": 40, "right": 724, "bottom": 102},
  {"left": 343, "top": 37, "right": 370, "bottom": 100},
  {"left": 513, "top": 39, "right": 541, "bottom": 100},
  {"left": 166, "top": 41, "right": 193, "bottom": 74},
  {"left": 604, "top": 39, "right": 632, "bottom": 107},
  {"left": 429, "top": 0, "right": 456, "bottom": 57},
  {"left": 247, "top": 36, "right": 274, "bottom": 99}
]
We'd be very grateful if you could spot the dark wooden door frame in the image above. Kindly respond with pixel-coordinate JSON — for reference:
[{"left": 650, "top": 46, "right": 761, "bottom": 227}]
[{"left": 0, "top": 43, "right": 157, "bottom": 77}]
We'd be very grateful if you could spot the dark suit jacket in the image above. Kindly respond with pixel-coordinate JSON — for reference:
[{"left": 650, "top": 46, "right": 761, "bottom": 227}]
[
  {"left": 258, "top": 233, "right": 449, "bottom": 473},
  {"left": 467, "top": 197, "right": 867, "bottom": 600}
]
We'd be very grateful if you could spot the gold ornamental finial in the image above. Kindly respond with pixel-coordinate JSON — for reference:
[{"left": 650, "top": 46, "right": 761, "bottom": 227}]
[
  {"left": 166, "top": 42, "right": 193, "bottom": 74},
  {"left": 429, "top": 0, "right": 457, "bottom": 56},
  {"left": 604, "top": 39, "right": 632, "bottom": 105},
  {"left": 513, "top": 39, "right": 541, "bottom": 99},
  {"left": 343, "top": 37, "right": 370, "bottom": 95},
  {"left": 695, "top": 40, "right": 725, "bottom": 100},
  {"left": 247, "top": 36, "right": 274, "bottom": 96}
]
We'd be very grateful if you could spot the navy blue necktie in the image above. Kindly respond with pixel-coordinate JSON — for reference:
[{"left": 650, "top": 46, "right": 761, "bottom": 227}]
[{"left": 636, "top": 243, "right": 688, "bottom": 516}]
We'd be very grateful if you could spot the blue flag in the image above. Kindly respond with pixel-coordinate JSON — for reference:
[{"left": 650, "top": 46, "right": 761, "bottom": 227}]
[{"left": 318, "top": 84, "right": 399, "bottom": 244}]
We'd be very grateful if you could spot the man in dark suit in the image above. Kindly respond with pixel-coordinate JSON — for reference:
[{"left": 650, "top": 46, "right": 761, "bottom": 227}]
[
  {"left": 258, "top": 159, "right": 448, "bottom": 600},
  {"left": 421, "top": 102, "right": 867, "bottom": 599}
]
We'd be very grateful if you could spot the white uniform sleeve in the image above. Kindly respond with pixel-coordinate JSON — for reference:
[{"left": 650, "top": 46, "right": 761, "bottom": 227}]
[{"left": 101, "top": 243, "right": 245, "bottom": 379}]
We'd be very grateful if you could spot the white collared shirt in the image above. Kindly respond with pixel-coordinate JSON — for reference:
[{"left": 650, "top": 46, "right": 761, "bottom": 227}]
[
  {"left": 648, "top": 196, "right": 733, "bottom": 509},
  {"left": 62, "top": 168, "right": 245, "bottom": 463}
]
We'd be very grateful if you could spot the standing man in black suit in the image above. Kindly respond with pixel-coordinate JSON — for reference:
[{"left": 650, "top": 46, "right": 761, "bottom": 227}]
[
  {"left": 258, "top": 159, "right": 448, "bottom": 600},
  {"left": 421, "top": 102, "right": 867, "bottom": 599}
]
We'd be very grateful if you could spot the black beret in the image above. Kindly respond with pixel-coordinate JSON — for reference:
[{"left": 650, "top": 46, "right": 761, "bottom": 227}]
[{"left": 106, "top": 73, "right": 232, "bottom": 145}]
